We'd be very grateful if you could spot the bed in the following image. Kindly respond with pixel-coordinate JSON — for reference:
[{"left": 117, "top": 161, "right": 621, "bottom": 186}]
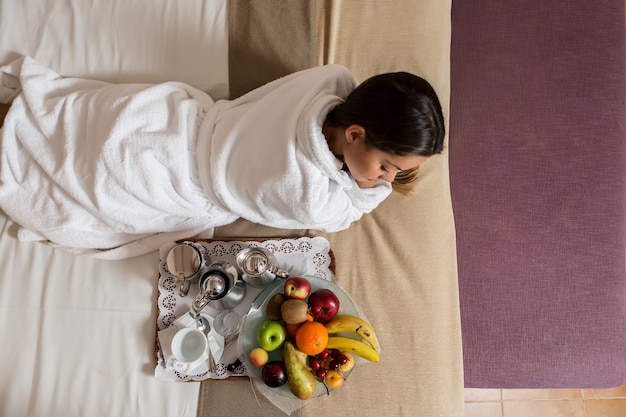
[{"left": 0, "top": 1, "right": 463, "bottom": 417}]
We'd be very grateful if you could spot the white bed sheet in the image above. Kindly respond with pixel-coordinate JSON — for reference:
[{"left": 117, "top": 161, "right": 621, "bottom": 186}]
[
  {"left": 0, "top": 1, "right": 229, "bottom": 415},
  {"left": 0, "top": 212, "right": 199, "bottom": 417},
  {"left": 0, "top": 0, "right": 229, "bottom": 100}
]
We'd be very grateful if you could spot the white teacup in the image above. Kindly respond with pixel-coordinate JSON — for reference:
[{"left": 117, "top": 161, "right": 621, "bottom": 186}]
[{"left": 169, "top": 327, "right": 209, "bottom": 373}]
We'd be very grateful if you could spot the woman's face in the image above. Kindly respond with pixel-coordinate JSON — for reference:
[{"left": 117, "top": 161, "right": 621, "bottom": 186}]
[{"left": 342, "top": 126, "right": 429, "bottom": 188}]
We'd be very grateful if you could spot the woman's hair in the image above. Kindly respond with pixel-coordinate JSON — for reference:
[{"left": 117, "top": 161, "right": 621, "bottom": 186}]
[{"left": 326, "top": 72, "right": 445, "bottom": 194}]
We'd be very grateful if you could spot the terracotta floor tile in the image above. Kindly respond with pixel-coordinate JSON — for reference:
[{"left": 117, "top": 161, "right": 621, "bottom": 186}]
[
  {"left": 584, "top": 379, "right": 626, "bottom": 399},
  {"left": 502, "top": 400, "right": 585, "bottom": 417},
  {"left": 464, "top": 388, "right": 502, "bottom": 402},
  {"left": 501, "top": 389, "right": 582, "bottom": 401},
  {"left": 465, "top": 402, "right": 502, "bottom": 417},
  {"left": 585, "top": 398, "right": 626, "bottom": 417}
]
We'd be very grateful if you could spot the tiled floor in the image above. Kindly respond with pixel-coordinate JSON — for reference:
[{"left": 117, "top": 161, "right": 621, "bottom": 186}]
[{"left": 464, "top": 379, "right": 626, "bottom": 416}]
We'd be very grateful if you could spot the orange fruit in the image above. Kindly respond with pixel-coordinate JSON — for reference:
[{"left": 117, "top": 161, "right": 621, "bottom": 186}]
[
  {"left": 284, "top": 322, "right": 301, "bottom": 339},
  {"left": 295, "top": 321, "right": 328, "bottom": 355}
]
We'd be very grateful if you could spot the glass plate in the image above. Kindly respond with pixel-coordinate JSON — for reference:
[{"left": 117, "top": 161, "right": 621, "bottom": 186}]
[{"left": 238, "top": 275, "right": 361, "bottom": 398}]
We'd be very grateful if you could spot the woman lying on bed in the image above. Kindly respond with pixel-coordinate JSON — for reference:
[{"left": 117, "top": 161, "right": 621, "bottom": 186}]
[{"left": 0, "top": 56, "right": 444, "bottom": 258}]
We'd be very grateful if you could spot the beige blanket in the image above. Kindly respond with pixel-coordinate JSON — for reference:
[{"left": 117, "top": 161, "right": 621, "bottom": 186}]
[{"left": 197, "top": 1, "right": 463, "bottom": 416}]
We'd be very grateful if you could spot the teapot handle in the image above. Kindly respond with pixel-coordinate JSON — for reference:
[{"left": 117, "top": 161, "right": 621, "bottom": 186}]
[{"left": 190, "top": 292, "right": 211, "bottom": 317}]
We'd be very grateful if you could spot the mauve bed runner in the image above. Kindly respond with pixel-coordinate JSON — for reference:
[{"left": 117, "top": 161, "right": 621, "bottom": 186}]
[{"left": 449, "top": 0, "right": 626, "bottom": 388}]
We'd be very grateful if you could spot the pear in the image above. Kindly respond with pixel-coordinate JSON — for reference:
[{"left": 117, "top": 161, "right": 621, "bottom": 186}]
[{"left": 282, "top": 341, "right": 317, "bottom": 400}]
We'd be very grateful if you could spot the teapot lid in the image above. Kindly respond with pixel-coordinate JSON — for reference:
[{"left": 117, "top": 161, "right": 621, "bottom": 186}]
[{"left": 201, "top": 271, "right": 229, "bottom": 299}]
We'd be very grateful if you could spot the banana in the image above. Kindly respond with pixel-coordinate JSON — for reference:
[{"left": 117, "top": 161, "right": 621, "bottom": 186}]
[
  {"left": 326, "top": 336, "right": 380, "bottom": 363},
  {"left": 324, "top": 315, "right": 379, "bottom": 350}
]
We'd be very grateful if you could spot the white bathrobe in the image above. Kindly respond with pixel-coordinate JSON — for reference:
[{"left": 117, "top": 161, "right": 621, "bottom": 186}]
[{"left": 0, "top": 57, "right": 391, "bottom": 258}]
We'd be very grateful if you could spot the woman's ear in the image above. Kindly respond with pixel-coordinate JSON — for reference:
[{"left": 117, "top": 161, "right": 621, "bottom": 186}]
[{"left": 344, "top": 124, "right": 366, "bottom": 143}]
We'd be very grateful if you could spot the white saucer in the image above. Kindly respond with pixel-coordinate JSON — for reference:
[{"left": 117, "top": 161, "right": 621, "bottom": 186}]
[{"left": 182, "top": 341, "right": 210, "bottom": 376}]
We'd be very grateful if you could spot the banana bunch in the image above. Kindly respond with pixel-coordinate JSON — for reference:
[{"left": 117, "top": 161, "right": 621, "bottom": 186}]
[{"left": 324, "top": 315, "right": 380, "bottom": 363}]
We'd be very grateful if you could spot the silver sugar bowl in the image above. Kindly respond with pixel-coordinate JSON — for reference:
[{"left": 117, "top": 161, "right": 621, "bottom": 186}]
[{"left": 235, "top": 247, "right": 290, "bottom": 288}]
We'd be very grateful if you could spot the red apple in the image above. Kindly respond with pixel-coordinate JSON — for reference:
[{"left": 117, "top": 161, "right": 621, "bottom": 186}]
[
  {"left": 248, "top": 347, "right": 269, "bottom": 367},
  {"left": 307, "top": 288, "right": 340, "bottom": 322},
  {"left": 283, "top": 276, "right": 311, "bottom": 299}
]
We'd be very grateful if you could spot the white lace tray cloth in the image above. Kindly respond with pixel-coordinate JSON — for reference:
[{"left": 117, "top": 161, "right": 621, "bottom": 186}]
[{"left": 154, "top": 236, "right": 335, "bottom": 382}]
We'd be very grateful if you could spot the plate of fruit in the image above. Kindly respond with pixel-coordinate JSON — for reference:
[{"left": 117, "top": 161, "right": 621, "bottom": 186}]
[{"left": 238, "top": 275, "right": 380, "bottom": 400}]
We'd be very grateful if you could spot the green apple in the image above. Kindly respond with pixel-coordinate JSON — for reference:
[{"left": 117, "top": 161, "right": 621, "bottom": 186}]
[{"left": 256, "top": 320, "right": 287, "bottom": 352}]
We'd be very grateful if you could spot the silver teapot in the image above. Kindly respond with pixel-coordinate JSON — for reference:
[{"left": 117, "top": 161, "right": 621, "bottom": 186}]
[{"left": 189, "top": 261, "right": 246, "bottom": 316}]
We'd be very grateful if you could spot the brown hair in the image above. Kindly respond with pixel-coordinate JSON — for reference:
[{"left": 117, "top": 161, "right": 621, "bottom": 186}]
[{"left": 326, "top": 71, "right": 445, "bottom": 194}]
